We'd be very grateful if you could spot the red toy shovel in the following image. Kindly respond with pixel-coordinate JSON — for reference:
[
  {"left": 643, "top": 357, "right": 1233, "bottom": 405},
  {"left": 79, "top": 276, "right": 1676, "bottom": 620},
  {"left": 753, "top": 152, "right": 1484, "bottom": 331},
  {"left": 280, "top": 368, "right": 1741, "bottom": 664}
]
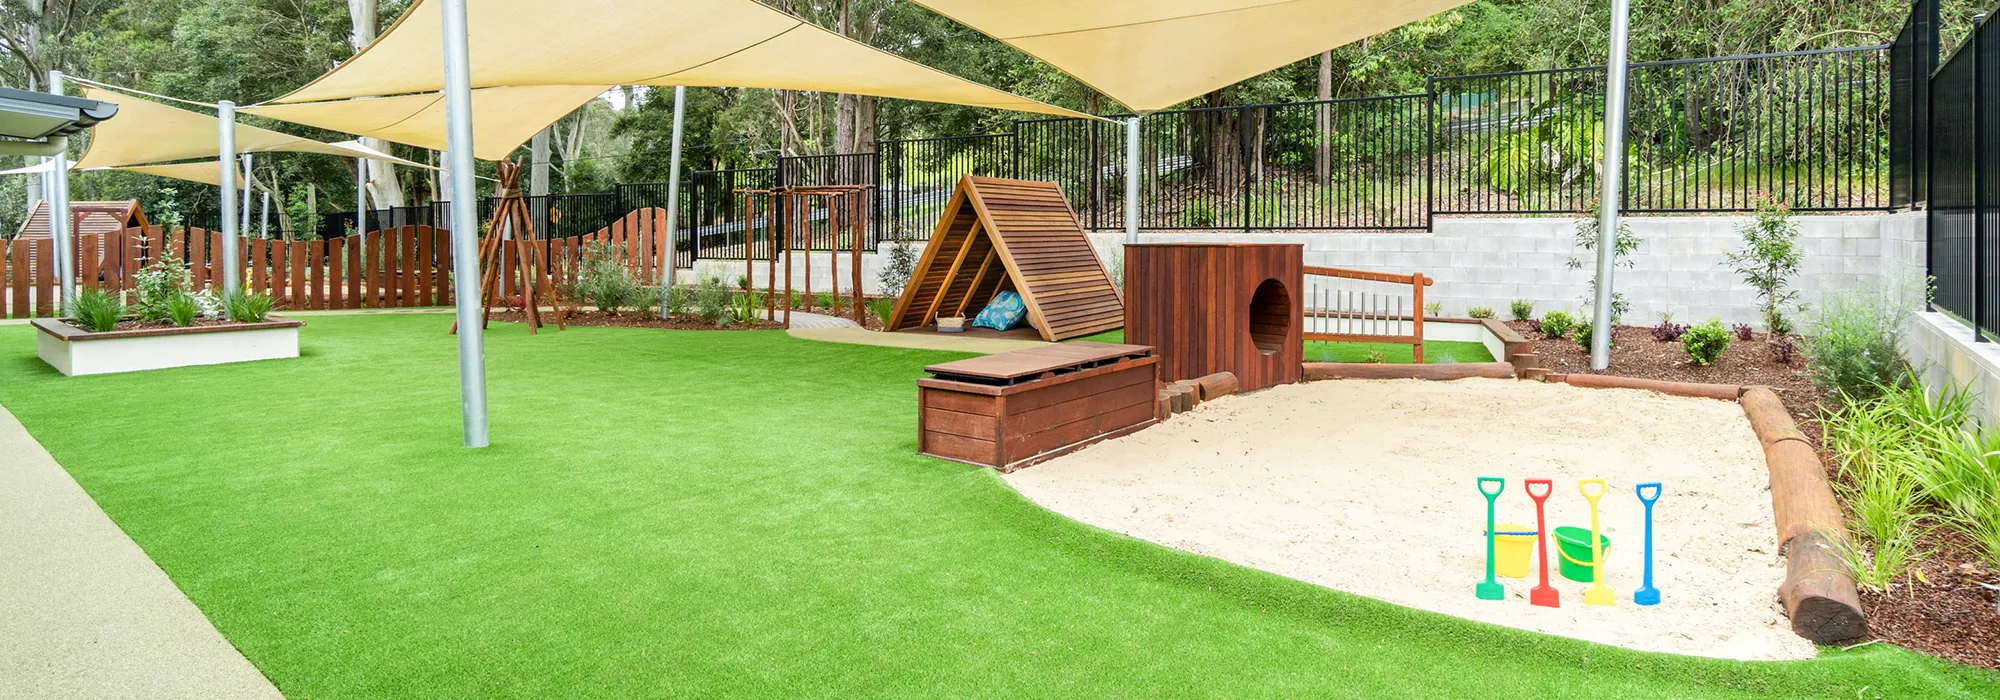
[{"left": 1525, "top": 478, "right": 1559, "bottom": 608}]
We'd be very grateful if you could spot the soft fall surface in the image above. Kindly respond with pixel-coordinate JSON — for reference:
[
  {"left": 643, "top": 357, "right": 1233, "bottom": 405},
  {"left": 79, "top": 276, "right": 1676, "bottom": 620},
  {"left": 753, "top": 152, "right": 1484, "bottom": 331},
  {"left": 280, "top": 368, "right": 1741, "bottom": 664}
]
[{"left": 0, "top": 315, "right": 1994, "bottom": 698}]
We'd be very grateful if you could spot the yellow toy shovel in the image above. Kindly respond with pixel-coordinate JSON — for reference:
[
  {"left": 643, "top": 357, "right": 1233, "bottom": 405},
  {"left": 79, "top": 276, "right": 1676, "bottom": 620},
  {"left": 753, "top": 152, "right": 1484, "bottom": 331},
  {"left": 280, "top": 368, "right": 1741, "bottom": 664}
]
[{"left": 1579, "top": 479, "right": 1615, "bottom": 606}]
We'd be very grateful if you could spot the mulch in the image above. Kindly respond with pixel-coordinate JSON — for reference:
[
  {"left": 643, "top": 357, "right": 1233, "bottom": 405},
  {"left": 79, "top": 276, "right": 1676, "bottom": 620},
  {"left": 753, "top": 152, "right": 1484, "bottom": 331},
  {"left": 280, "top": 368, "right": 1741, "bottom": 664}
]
[
  {"left": 1508, "top": 320, "right": 2000, "bottom": 669},
  {"left": 1507, "top": 321, "right": 1825, "bottom": 437},
  {"left": 1857, "top": 533, "right": 2000, "bottom": 670},
  {"left": 486, "top": 309, "right": 784, "bottom": 331}
]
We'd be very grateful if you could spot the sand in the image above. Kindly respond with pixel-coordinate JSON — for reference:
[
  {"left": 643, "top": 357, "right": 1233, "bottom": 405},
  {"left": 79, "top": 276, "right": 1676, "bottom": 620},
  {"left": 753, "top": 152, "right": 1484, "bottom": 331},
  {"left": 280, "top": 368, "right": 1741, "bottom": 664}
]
[{"left": 1005, "top": 378, "right": 1816, "bottom": 661}]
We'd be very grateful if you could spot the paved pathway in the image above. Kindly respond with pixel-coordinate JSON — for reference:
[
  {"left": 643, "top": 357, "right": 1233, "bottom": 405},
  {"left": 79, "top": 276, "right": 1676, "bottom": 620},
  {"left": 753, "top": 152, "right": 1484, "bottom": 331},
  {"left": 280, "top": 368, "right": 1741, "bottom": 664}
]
[
  {"left": 773, "top": 311, "right": 860, "bottom": 329},
  {"left": 0, "top": 403, "right": 283, "bottom": 700}
]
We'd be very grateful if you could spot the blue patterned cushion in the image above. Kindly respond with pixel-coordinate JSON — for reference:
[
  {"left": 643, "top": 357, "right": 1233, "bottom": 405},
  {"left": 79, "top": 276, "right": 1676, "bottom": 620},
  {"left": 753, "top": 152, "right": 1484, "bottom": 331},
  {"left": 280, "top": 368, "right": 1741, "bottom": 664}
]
[{"left": 972, "top": 290, "right": 1028, "bottom": 331}]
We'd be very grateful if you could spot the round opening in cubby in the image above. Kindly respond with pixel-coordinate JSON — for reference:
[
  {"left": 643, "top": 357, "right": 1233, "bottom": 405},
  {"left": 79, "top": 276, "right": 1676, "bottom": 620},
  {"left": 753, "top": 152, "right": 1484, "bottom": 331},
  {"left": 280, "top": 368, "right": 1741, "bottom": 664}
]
[{"left": 1249, "top": 278, "right": 1291, "bottom": 355}]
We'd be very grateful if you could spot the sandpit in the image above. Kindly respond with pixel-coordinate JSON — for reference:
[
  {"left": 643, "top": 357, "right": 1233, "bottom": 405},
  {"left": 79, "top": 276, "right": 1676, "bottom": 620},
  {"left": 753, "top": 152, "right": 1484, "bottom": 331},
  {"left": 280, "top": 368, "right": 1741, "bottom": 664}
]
[{"left": 1005, "top": 377, "right": 1815, "bottom": 660}]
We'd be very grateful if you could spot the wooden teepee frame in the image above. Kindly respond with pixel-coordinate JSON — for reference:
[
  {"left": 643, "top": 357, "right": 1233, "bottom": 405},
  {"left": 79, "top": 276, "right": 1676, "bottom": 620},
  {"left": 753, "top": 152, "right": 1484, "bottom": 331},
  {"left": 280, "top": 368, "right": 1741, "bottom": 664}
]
[{"left": 452, "top": 160, "right": 566, "bottom": 334}]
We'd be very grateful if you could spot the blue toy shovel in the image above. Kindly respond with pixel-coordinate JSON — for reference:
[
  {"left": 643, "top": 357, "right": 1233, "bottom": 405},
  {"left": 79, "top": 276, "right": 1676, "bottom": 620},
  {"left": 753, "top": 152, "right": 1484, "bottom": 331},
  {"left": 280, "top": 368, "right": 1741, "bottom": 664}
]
[
  {"left": 1476, "top": 476, "right": 1506, "bottom": 601},
  {"left": 1634, "top": 482, "right": 1663, "bottom": 606}
]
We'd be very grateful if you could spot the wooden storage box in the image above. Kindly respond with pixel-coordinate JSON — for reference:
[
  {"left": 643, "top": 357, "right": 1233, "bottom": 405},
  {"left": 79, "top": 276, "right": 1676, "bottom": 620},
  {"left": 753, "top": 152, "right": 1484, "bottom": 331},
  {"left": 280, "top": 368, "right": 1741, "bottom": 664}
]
[
  {"left": 919, "top": 342, "right": 1159, "bottom": 471},
  {"left": 1125, "top": 243, "right": 1303, "bottom": 391}
]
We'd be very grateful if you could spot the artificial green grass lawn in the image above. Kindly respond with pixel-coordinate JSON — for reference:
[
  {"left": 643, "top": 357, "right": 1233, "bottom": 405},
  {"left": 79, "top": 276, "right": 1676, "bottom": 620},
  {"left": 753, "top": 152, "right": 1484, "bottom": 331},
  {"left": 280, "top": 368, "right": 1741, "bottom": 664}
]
[
  {"left": 1073, "top": 329, "right": 1494, "bottom": 364},
  {"left": 0, "top": 316, "right": 1992, "bottom": 698}
]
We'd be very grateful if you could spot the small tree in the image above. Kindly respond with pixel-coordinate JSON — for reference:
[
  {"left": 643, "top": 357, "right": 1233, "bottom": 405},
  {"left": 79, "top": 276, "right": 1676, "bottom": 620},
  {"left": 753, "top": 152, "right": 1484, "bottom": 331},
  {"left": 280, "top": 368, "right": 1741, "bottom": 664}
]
[
  {"left": 876, "top": 229, "right": 918, "bottom": 299},
  {"left": 1724, "top": 198, "right": 1804, "bottom": 335},
  {"left": 1566, "top": 216, "right": 1641, "bottom": 324}
]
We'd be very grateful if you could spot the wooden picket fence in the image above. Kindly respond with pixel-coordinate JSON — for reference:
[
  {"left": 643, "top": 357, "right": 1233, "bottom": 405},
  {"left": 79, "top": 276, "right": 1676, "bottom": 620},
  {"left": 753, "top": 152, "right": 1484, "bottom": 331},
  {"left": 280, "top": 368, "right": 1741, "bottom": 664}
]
[{"left": 0, "top": 208, "right": 671, "bottom": 319}]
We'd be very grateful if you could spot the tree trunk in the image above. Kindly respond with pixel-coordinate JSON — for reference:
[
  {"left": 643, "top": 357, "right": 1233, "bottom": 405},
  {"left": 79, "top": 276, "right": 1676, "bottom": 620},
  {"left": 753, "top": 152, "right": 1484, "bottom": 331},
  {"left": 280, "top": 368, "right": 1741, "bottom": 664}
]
[
  {"left": 778, "top": 90, "right": 802, "bottom": 158},
  {"left": 348, "top": 0, "right": 405, "bottom": 207},
  {"left": 1197, "top": 91, "right": 1244, "bottom": 198},
  {"left": 1316, "top": 50, "right": 1332, "bottom": 184}
]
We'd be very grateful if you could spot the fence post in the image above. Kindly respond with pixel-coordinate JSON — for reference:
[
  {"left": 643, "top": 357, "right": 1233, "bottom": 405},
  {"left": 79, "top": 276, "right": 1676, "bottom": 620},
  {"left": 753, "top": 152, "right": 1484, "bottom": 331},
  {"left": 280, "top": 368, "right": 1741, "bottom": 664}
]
[
  {"left": 1977, "top": 19, "right": 1988, "bottom": 341},
  {"left": 1010, "top": 122, "right": 1022, "bottom": 180},
  {"left": 1241, "top": 106, "right": 1254, "bottom": 232},
  {"left": 1426, "top": 77, "right": 1437, "bottom": 230},
  {"left": 871, "top": 149, "right": 884, "bottom": 247}
]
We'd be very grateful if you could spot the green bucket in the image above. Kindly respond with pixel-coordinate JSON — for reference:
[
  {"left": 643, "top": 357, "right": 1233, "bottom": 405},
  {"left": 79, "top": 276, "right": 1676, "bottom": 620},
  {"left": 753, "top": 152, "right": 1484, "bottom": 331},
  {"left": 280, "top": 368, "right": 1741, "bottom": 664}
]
[{"left": 1552, "top": 526, "right": 1611, "bottom": 583}]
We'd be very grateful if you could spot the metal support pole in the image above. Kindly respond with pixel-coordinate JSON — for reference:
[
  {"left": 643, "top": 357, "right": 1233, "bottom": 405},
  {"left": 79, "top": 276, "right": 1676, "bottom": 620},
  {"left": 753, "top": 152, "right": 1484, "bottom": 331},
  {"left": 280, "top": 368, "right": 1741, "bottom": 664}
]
[
  {"left": 217, "top": 99, "right": 241, "bottom": 297},
  {"left": 1590, "top": 0, "right": 1633, "bottom": 369},
  {"left": 356, "top": 157, "right": 369, "bottom": 234},
  {"left": 440, "top": 0, "right": 489, "bottom": 448},
  {"left": 260, "top": 190, "right": 271, "bottom": 239},
  {"left": 663, "top": 85, "right": 686, "bottom": 288},
  {"left": 47, "top": 70, "right": 74, "bottom": 313},
  {"left": 1125, "top": 116, "right": 1140, "bottom": 244},
  {"left": 240, "top": 153, "right": 255, "bottom": 232}
]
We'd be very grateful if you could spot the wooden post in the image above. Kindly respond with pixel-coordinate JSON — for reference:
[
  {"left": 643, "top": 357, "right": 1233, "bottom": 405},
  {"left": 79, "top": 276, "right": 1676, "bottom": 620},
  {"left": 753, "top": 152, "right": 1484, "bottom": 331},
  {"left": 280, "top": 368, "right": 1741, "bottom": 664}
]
[
  {"left": 827, "top": 194, "right": 840, "bottom": 317},
  {"left": 851, "top": 188, "right": 865, "bottom": 325},
  {"left": 764, "top": 193, "right": 776, "bottom": 319},
  {"left": 783, "top": 192, "right": 792, "bottom": 328},
  {"left": 1412, "top": 273, "right": 1426, "bottom": 364},
  {"left": 801, "top": 191, "right": 813, "bottom": 312}
]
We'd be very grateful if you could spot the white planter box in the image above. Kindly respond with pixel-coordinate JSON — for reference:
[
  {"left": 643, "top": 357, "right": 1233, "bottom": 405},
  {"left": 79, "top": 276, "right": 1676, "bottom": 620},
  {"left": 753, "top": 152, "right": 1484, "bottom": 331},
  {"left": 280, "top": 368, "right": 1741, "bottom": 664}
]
[{"left": 33, "top": 316, "right": 303, "bottom": 376}]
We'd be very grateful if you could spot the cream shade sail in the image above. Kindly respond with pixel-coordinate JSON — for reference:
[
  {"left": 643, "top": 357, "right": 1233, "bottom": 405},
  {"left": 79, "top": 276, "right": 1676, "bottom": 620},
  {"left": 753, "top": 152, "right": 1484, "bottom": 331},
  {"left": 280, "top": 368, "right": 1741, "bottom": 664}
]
[
  {"left": 1, "top": 160, "right": 257, "bottom": 188},
  {"left": 267, "top": 0, "right": 1092, "bottom": 120},
  {"left": 71, "top": 87, "right": 438, "bottom": 169},
  {"left": 909, "top": 0, "right": 1474, "bottom": 113},
  {"left": 245, "top": 85, "right": 608, "bottom": 161}
]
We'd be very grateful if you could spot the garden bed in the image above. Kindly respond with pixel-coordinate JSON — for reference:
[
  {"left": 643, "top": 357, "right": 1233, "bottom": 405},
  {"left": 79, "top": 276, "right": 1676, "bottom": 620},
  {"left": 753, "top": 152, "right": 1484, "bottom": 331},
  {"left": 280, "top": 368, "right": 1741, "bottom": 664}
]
[
  {"left": 1507, "top": 319, "right": 2000, "bottom": 669},
  {"left": 487, "top": 309, "right": 784, "bottom": 331},
  {"left": 1507, "top": 321, "right": 1823, "bottom": 433},
  {"left": 33, "top": 316, "right": 303, "bottom": 376}
]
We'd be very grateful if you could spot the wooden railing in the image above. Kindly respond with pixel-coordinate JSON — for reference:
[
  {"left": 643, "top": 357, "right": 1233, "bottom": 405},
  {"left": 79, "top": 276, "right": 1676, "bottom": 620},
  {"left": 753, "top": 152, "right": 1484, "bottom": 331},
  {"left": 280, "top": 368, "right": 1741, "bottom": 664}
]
[
  {"left": 0, "top": 209, "right": 670, "bottom": 319},
  {"left": 1301, "top": 265, "right": 1434, "bottom": 363}
]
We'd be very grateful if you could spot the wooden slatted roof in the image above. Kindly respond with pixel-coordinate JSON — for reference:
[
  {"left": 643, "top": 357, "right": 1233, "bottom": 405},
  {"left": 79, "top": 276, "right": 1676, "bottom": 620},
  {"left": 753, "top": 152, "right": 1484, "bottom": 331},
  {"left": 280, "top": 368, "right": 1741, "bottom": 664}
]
[
  {"left": 16, "top": 200, "right": 148, "bottom": 238},
  {"left": 884, "top": 175, "right": 1123, "bottom": 342}
]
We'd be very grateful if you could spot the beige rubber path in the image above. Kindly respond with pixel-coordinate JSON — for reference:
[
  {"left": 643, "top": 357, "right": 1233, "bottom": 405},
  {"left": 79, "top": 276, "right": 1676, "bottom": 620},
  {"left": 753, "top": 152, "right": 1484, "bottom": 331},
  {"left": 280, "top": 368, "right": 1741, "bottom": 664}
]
[
  {"left": 0, "top": 402, "right": 283, "bottom": 699},
  {"left": 787, "top": 326, "right": 1051, "bottom": 354}
]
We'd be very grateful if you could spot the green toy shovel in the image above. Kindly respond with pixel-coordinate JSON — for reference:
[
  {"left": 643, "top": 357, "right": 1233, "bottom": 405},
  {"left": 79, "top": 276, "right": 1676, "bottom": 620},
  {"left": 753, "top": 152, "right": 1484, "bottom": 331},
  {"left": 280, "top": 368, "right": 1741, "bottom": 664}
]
[{"left": 1476, "top": 476, "right": 1506, "bottom": 601}]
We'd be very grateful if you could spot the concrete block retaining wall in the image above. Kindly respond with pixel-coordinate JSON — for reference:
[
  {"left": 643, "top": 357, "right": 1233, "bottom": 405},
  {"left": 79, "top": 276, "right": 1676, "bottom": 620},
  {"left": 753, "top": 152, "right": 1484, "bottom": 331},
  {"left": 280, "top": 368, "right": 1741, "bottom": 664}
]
[{"left": 685, "top": 212, "right": 1927, "bottom": 330}]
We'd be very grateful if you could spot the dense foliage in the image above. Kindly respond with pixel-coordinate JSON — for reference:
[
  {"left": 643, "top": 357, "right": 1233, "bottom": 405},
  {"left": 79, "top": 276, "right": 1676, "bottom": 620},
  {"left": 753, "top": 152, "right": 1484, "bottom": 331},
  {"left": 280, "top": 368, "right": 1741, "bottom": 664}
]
[{"left": 0, "top": 0, "right": 1977, "bottom": 236}]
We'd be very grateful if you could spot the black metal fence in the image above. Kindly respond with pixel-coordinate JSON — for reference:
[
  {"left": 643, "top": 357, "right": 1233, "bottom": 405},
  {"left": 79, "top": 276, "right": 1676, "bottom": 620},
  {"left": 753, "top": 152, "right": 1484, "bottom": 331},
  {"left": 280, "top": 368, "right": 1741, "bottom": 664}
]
[
  {"left": 1925, "top": 5, "right": 1994, "bottom": 333},
  {"left": 308, "top": 44, "right": 1893, "bottom": 262}
]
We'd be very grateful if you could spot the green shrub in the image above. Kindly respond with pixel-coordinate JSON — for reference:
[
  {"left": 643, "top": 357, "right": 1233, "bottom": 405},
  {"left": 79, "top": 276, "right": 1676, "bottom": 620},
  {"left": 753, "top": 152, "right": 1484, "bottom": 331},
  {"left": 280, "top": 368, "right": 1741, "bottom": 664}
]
[
  {"left": 1822, "top": 386, "right": 1941, "bottom": 592},
  {"left": 732, "top": 291, "right": 764, "bottom": 325},
  {"left": 816, "top": 292, "right": 838, "bottom": 314},
  {"left": 1509, "top": 299, "right": 1535, "bottom": 321},
  {"left": 1423, "top": 301, "right": 1443, "bottom": 317},
  {"left": 1538, "top": 310, "right": 1576, "bottom": 339},
  {"left": 1803, "top": 287, "right": 1910, "bottom": 401},
  {"left": 633, "top": 286, "right": 665, "bottom": 321},
  {"left": 225, "top": 289, "right": 274, "bottom": 323},
  {"left": 133, "top": 248, "right": 195, "bottom": 322},
  {"left": 1681, "top": 318, "right": 1731, "bottom": 366},
  {"left": 1466, "top": 306, "right": 1494, "bottom": 319},
  {"left": 70, "top": 288, "right": 126, "bottom": 332},
  {"left": 870, "top": 298, "right": 897, "bottom": 324},
  {"left": 575, "top": 241, "right": 640, "bottom": 314},
  {"left": 694, "top": 277, "right": 733, "bottom": 325},
  {"left": 166, "top": 293, "right": 200, "bottom": 328},
  {"left": 1363, "top": 350, "right": 1387, "bottom": 364},
  {"left": 665, "top": 284, "right": 692, "bottom": 317}
]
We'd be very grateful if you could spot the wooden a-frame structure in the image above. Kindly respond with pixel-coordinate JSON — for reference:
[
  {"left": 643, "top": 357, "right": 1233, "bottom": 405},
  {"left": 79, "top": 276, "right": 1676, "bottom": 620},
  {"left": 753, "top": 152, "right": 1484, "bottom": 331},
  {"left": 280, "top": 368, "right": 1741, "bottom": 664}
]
[{"left": 883, "top": 175, "right": 1122, "bottom": 341}]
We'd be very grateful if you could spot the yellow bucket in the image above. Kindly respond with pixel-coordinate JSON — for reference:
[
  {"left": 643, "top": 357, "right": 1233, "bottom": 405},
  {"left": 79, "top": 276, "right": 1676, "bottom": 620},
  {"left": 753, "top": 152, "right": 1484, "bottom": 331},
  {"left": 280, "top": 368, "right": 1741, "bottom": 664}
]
[{"left": 1490, "top": 523, "right": 1538, "bottom": 579}]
